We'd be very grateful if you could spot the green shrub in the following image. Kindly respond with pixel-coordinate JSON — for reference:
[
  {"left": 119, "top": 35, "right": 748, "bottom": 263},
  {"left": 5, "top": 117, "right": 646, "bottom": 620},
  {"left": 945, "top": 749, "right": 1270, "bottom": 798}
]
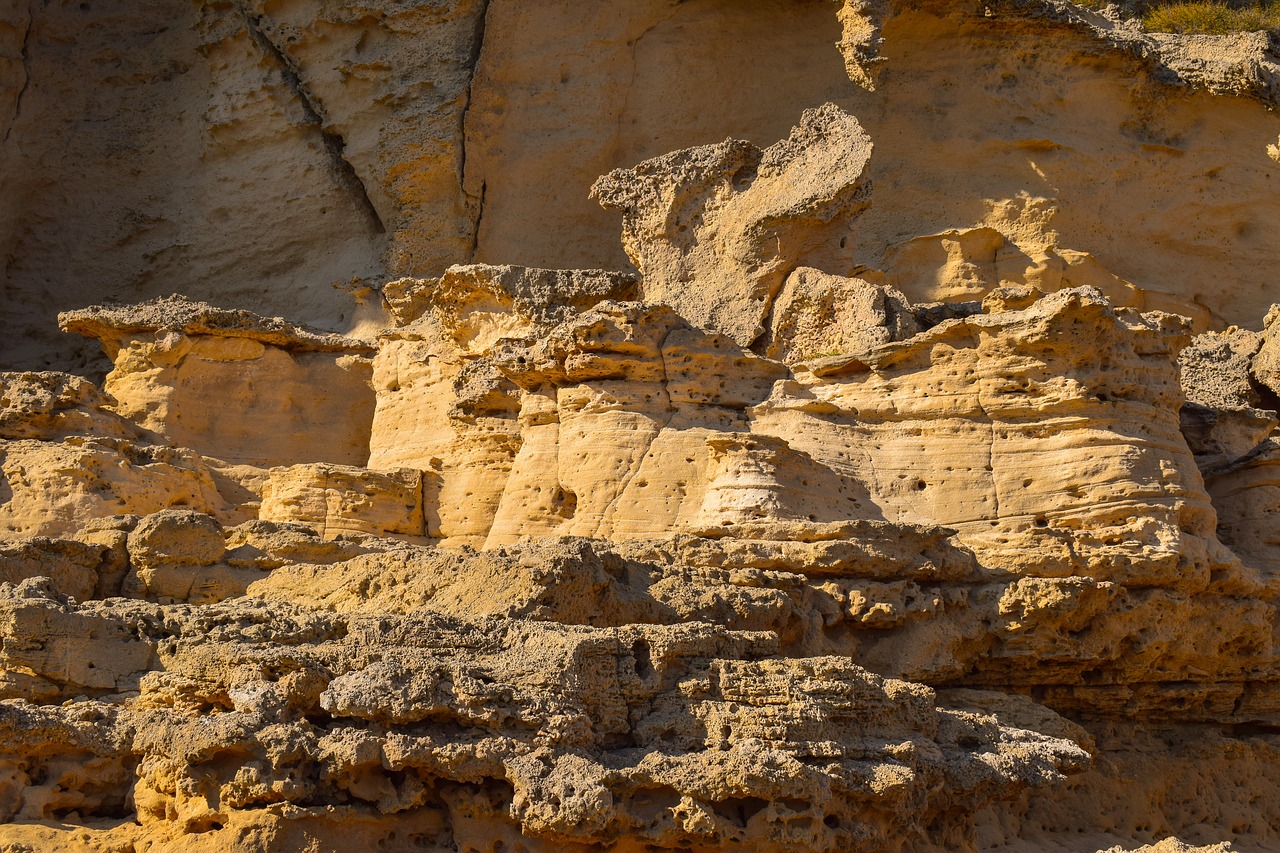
[{"left": 1142, "top": 0, "right": 1280, "bottom": 34}]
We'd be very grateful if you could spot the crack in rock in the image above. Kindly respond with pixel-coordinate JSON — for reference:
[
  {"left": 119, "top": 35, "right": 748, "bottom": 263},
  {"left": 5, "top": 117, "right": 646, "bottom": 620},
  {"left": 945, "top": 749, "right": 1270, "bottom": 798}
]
[{"left": 236, "top": 2, "right": 385, "bottom": 234}]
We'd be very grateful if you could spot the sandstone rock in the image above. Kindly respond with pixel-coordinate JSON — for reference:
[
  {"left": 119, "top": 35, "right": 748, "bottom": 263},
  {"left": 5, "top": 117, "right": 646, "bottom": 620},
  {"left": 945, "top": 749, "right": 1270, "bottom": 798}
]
[
  {"left": 0, "top": 699, "right": 135, "bottom": 824},
  {"left": 383, "top": 263, "right": 639, "bottom": 332},
  {"left": 0, "top": 578, "right": 156, "bottom": 701},
  {"left": 259, "top": 463, "right": 424, "bottom": 540},
  {"left": 1180, "top": 328, "right": 1265, "bottom": 413},
  {"left": 59, "top": 295, "right": 376, "bottom": 357},
  {"left": 71, "top": 515, "right": 135, "bottom": 599},
  {"left": 483, "top": 303, "right": 796, "bottom": 544},
  {"left": 120, "top": 510, "right": 244, "bottom": 604},
  {"left": 0, "top": 438, "right": 226, "bottom": 540},
  {"left": 0, "top": 372, "right": 142, "bottom": 441},
  {"left": 367, "top": 331, "right": 521, "bottom": 544},
  {"left": 697, "top": 433, "right": 867, "bottom": 526},
  {"left": 753, "top": 287, "right": 1224, "bottom": 586},
  {"left": 246, "top": 527, "right": 1274, "bottom": 693},
  {"left": 0, "top": 538, "right": 109, "bottom": 601},
  {"left": 1100, "top": 841, "right": 1236, "bottom": 852},
  {"left": 6, "top": 273, "right": 1275, "bottom": 849},
  {"left": 127, "top": 509, "right": 226, "bottom": 569},
  {"left": 7, "top": 5, "right": 1280, "bottom": 848},
  {"left": 884, "top": 226, "right": 1033, "bottom": 305},
  {"left": 369, "top": 264, "right": 640, "bottom": 544},
  {"left": 223, "top": 519, "right": 371, "bottom": 570},
  {"left": 1178, "top": 328, "right": 1277, "bottom": 470},
  {"left": 763, "top": 267, "right": 918, "bottom": 366},
  {"left": 1204, "top": 439, "right": 1280, "bottom": 579},
  {"left": 0, "top": 590, "right": 1091, "bottom": 851},
  {"left": 592, "top": 104, "right": 874, "bottom": 346},
  {"left": 883, "top": 228, "right": 1216, "bottom": 331},
  {"left": 9, "top": 0, "right": 1280, "bottom": 376},
  {"left": 1251, "top": 304, "right": 1280, "bottom": 401},
  {"left": 62, "top": 295, "right": 376, "bottom": 469}
]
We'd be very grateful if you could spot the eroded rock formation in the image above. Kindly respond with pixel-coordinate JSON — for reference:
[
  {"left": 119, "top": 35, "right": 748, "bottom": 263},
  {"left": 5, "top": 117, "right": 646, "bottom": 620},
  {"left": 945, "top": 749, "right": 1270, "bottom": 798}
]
[{"left": 2, "top": 2, "right": 1280, "bottom": 852}]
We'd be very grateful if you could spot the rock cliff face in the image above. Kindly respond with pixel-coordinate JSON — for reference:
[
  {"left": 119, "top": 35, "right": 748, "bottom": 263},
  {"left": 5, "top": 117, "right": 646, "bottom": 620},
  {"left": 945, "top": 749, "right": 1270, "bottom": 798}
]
[{"left": 2, "top": 1, "right": 1280, "bottom": 851}]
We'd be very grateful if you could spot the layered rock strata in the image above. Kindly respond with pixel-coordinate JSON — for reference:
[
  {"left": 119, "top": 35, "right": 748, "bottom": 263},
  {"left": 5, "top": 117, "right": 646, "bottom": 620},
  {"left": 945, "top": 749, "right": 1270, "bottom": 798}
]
[
  {"left": 2, "top": 5, "right": 1280, "bottom": 850},
  {"left": 3, "top": 248, "right": 1280, "bottom": 849}
]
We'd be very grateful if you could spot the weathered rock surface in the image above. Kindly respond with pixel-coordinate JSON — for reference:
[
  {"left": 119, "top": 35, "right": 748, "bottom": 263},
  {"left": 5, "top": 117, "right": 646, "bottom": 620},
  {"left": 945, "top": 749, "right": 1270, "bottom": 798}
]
[
  {"left": 7, "top": 0, "right": 1280, "bottom": 372},
  {"left": 259, "top": 463, "right": 425, "bottom": 540},
  {"left": 0, "top": 372, "right": 145, "bottom": 442},
  {"left": 592, "top": 103, "right": 875, "bottom": 346},
  {"left": 0, "top": 438, "right": 227, "bottom": 539},
  {"left": 4, "top": 280, "right": 1280, "bottom": 850},
  {"left": 0, "top": 577, "right": 1094, "bottom": 851},
  {"left": 61, "top": 296, "right": 377, "bottom": 469},
  {"left": 1178, "top": 328, "right": 1277, "bottom": 470},
  {"left": 4, "top": 2, "right": 1280, "bottom": 851}
]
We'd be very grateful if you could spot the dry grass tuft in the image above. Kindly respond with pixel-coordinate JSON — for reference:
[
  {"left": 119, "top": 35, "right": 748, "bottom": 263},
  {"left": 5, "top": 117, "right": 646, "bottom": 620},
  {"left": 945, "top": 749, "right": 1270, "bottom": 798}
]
[{"left": 1142, "top": 0, "right": 1280, "bottom": 34}]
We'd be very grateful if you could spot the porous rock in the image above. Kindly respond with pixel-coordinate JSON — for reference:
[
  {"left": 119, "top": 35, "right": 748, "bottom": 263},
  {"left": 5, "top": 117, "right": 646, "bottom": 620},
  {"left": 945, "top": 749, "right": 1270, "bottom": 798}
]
[
  {"left": 5, "top": 7, "right": 1280, "bottom": 850},
  {"left": 592, "top": 104, "right": 874, "bottom": 347}
]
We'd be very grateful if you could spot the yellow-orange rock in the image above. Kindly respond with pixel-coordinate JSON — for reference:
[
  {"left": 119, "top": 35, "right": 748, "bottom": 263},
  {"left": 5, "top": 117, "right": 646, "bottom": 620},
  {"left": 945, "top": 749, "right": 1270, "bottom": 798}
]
[
  {"left": 61, "top": 296, "right": 376, "bottom": 468},
  {"left": 259, "top": 463, "right": 425, "bottom": 540}
]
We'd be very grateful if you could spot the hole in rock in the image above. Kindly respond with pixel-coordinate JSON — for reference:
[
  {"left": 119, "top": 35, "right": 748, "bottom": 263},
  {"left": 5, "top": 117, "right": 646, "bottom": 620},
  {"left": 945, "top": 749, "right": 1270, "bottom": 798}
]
[
  {"left": 632, "top": 639, "right": 654, "bottom": 678},
  {"left": 712, "top": 796, "right": 769, "bottom": 828}
]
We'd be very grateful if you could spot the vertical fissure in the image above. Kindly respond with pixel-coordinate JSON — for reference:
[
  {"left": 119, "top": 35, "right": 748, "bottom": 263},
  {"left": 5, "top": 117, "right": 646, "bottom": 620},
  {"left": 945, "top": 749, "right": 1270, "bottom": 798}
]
[
  {"left": 3, "top": 3, "right": 35, "bottom": 144},
  {"left": 236, "top": 2, "right": 385, "bottom": 234},
  {"left": 459, "top": 0, "right": 493, "bottom": 261},
  {"left": 470, "top": 180, "right": 487, "bottom": 261}
]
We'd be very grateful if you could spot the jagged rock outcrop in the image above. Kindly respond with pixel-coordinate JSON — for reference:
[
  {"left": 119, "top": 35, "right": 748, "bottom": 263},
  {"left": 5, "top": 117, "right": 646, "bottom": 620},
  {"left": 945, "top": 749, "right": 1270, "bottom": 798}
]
[
  {"left": 0, "top": 372, "right": 145, "bottom": 442},
  {"left": 1178, "top": 327, "right": 1277, "bottom": 469},
  {"left": 0, "top": 576, "right": 1097, "bottom": 851},
  {"left": 591, "top": 104, "right": 875, "bottom": 346},
  {"left": 6, "top": 271, "right": 1280, "bottom": 850},
  {"left": 7, "top": 0, "right": 1280, "bottom": 372},
  {"left": 4, "top": 3, "right": 1280, "bottom": 851}
]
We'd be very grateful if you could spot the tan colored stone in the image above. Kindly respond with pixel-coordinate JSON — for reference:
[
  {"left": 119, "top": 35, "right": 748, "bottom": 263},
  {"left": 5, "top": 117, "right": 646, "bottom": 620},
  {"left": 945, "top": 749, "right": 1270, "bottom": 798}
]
[
  {"left": 7, "top": 5, "right": 1280, "bottom": 847},
  {"left": 1204, "top": 440, "right": 1280, "bottom": 579},
  {"left": 763, "top": 267, "right": 918, "bottom": 366},
  {"left": 259, "top": 463, "right": 424, "bottom": 540},
  {"left": 0, "top": 372, "right": 142, "bottom": 442},
  {"left": 0, "top": 538, "right": 108, "bottom": 601},
  {"left": 62, "top": 296, "right": 376, "bottom": 469},
  {"left": 1251, "top": 304, "right": 1280, "bottom": 399},
  {"left": 592, "top": 103, "right": 874, "bottom": 346},
  {"left": 1179, "top": 327, "right": 1277, "bottom": 470},
  {"left": 0, "top": 588, "right": 1090, "bottom": 851},
  {"left": 753, "top": 288, "right": 1228, "bottom": 586},
  {"left": 0, "top": 438, "right": 226, "bottom": 540}
]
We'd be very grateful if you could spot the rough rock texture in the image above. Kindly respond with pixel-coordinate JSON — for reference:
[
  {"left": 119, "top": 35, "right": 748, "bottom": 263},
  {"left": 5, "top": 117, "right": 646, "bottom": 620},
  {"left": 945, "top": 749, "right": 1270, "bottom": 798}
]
[
  {"left": 1178, "top": 328, "right": 1277, "bottom": 471},
  {"left": 0, "top": 578, "right": 1098, "bottom": 850},
  {"left": 592, "top": 103, "right": 875, "bottom": 346},
  {"left": 259, "top": 463, "right": 425, "bottom": 540},
  {"left": 4, "top": 1, "right": 1280, "bottom": 851},
  {"left": 762, "top": 267, "right": 919, "bottom": 366},
  {"left": 60, "top": 296, "right": 377, "bottom": 469},
  {"left": 6, "top": 0, "right": 1280, "bottom": 372},
  {"left": 4, "top": 275, "right": 1280, "bottom": 849}
]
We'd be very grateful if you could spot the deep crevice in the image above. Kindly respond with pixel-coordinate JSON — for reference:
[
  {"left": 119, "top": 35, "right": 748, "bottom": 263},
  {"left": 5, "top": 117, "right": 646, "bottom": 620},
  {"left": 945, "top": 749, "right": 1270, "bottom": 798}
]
[
  {"left": 236, "top": 3, "right": 385, "bottom": 234},
  {"left": 459, "top": 0, "right": 492, "bottom": 261},
  {"left": 470, "top": 180, "right": 487, "bottom": 260},
  {"left": 3, "top": 3, "right": 35, "bottom": 144}
]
